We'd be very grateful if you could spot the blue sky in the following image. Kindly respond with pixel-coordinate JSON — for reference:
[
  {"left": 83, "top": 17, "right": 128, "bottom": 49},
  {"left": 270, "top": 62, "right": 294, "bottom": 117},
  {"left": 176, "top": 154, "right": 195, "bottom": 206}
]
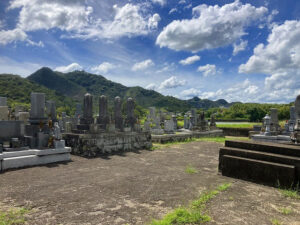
[{"left": 0, "top": 0, "right": 300, "bottom": 103}]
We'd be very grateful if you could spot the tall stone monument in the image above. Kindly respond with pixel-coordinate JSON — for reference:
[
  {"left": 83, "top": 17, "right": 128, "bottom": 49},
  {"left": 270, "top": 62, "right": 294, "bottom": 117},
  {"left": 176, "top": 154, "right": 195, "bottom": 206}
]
[
  {"left": 80, "top": 93, "right": 93, "bottom": 125},
  {"left": 114, "top": 96, "right": 123, "bottom": 131},
  {"left": 270, "top": 108, "right": 280, "bottom": 133},
  {"left": 29, "top": 93, "right": 46, "bottom": 124},
  {"left": 97, "top": 95, "right": 109, "bottom": 130},
  {"left": 126, "top": 98, "right": 136, "bottom": 129},
  {"left": 0, "top": 96, "right": 8, "bottom": 121},
  {"left": 46, "top": 100, "right": 57, "bottom": 122}
]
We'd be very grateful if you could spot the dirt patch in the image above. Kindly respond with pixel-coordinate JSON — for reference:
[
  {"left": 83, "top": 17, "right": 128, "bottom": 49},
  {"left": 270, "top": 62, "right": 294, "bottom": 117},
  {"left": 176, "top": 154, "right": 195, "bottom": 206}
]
[{"left": 0, "top": 141, "right": 299, "bottom": 224}]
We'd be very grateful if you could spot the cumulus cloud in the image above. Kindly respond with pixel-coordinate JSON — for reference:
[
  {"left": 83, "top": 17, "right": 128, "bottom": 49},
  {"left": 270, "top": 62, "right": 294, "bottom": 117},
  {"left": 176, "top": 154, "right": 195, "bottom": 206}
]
[
  {"left": 0, "top": 28, "right": 27, "bottom": 45},
  {"left": 233, "top": 40, "right": 248, "bottom": 56},
  {"left": 179, "top": 0, "right": 186, "bottom": 4},
  {"left": 151, "top": 0, "right": 166, "bottom": 6},
  {"left": 145, "top": 83, "right": 156, "bottom": 90},
  {"left": 180, "top": 88, "right": 201, "bottom": 98},
  {"left": 159, "top": 76, "right": 186, "bottom": 89},
  {"left": 91, "top": 62, "right": 115, "bottom": 74},
  {"left": 132, "top": 59, "right": 154, "bottom": 71},
  {"left": 239, "top": 20, "right": 300, "bottom": 102},
  {"left": 156, "top": 0, "right": 267, "bottom": 52},
  {"left": 179, "top": 55, "right": 200, "bottom": 65},
  {"left": 3, "top": 1, "right": 160, "bottom": 45},
  {"left": 55, "top": 63, "right": 83, "bottom": 73},
  {"left": 197, "top": 64, "right": 217, "bottom": 77},
  {"left": 199, "top": 79, "right": 260, "bottom": 102}
]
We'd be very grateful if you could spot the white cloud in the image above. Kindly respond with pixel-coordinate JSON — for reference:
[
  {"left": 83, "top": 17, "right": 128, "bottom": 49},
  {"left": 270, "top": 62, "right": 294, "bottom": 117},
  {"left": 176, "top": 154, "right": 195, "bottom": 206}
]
[
  {"left": 132, "top": 59, "right": 154, "bottom": 71},
  {"left": 4, "top": 1, "right": 160, "bottom": 45},
  {"left": 91, "top": 62, "right": 115, "bottom": 74},
  {"left": 145, "top": 83, "right": 156, "bottom": 90},
  {"left": 199, "top": 79, "right": 260, "bottom": 102},
  {"left": 169, "top": 8, "right": 177, "bottom": 14},
  {"left": 239, "top": 20, "right": 300, "bottom": 102},
  {"left": 197, "top": 64, "right": 217, "bottom": 77},
  {"left": 179, "top": 55, "right": 200, "bottom": 65},
  {"left": 151, "top": 0, "right": 166, "bottom": 6},
  {"left": 233, "top": 40, "right": 248, "bottom": 56},
  {"left": 159, "top": 76, "right": 186, "bottom": 89},
  {"left": 9, "top": 0, "right": 92, "bottom": 32},
  {"left": 156, "top": 0, "right": 267, "bottom": 52},
  {"left": 148, "top": 13, "right": 161, "bottom": 29},
  {"left": 180, "top": 88, "right": 201, "bottom": 98},
  {"left": 0, "top": 28, "right": 27, "bottom": 45},
  {"left": 55, "top": 63, "right": 83, "bottom": 73},
  {"left": 179, "top": 0, "right": 186, "bottom": 4}
]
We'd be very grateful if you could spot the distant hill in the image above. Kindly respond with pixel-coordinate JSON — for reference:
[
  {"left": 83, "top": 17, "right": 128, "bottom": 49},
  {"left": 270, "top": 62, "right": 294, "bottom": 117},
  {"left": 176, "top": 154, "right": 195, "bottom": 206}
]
[
  {"left": 0, "top": 67, "right": 232, "bottom": 112},
  {"left": 0, "top": 74, "right": 75, "bottom": 108}
]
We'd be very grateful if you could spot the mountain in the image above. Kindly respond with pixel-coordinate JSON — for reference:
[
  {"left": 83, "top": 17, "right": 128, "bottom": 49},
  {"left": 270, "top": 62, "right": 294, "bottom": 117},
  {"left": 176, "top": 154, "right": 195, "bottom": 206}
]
[
  {"left": 186, "top": 97, "right": 231, "bottom": 109},
  {"left": 2, "top": 67, "right": 231, "bottom": 112},
  {"left": 0, "top": 73, "right": 75, "bottom": 108}
]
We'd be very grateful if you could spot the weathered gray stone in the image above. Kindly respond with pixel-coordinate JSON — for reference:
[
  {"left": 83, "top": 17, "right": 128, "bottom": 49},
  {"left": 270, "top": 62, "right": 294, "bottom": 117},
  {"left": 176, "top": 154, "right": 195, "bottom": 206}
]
[
  {"left": 97, "top": 95, "right": 109, "bottom": 129},
  {"left": 191, "top": 109, "right": 197, "bottom": 126},
  {"left": 164, "top": 120, "right": 175, "bottom": 134},
  {"left": 30, "top": 93, "right": 46, "bottom": 121},
  {"left": 149, "top": 107, "right": 156, "bottom": 120},
  {"left": 295, "top": 95, "right": 300, "bottom": 120},
  {"left": 0, "top": 97, "right": 7, "bottom": 106},
  {"left": 0, "top": 106, "right": 9, "bottom": 121},
  {"left": 126, "top": 98, "right": 136, "bottom": 129},
  {"left": 46, "top": 100, "right": 57, "bottom": 122},
  {"left": 0, "top": 121, "right": 24, "bottom": 141},
  {"left": 114, "top": 96, "right": 123, "bottom": 131},
  {"left": 270, "top": 108, "right": 280, "bottom": 132},
  {"left": 80, "top": 93, "right": 93, "bottom": 125},
  {"left": 18, "top": 112, "right": 29, "bottom": 124}
]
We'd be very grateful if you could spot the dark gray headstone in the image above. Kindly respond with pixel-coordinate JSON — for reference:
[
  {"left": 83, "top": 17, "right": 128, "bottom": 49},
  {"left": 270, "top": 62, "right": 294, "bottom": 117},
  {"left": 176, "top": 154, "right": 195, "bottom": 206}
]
[
  {"left": 46, "top": 100, "right": 57, "bottom": 122},
  {"left": 97, "top": 95, "right": 109, "bottom": 129},
  {"left": 30, "top": 93, "right": 45, "bottom": 120},
  {"left": 126, "top": 98, "right": 136, "bottom": 129},
  {"left": 114, "top": 96, "right": 123, "bottom": 130},
  {"left": 80, "top": 93, "right": 93, "bottom": 125}
]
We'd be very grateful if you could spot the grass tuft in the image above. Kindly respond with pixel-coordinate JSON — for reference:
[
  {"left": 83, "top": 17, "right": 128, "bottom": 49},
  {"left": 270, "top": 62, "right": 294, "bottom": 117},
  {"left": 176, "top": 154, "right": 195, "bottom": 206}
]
[
  {"left": 185, "top": 165, "right": 198, "bottom": 174},
  {"left": 279, "top": 189, "right": 300, "bottom": 200},
  {"left": 0, "top": 208, "right": 29, "bottom": 225},
  {"left": 270, "top": 218, "right": 282, "bottom": 225},
  {"left": 279, "top": 207, "right": 292, "bottom": 215},
  {"left": 149, "top": 183, "right": 231, "bottom": 225}
]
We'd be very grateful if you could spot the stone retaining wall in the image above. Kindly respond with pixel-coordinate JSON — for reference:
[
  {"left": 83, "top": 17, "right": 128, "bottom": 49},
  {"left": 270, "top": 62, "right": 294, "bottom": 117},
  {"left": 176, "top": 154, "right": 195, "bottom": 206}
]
[
  {"left": 221, "top": 128, "right": 252, "bottom": 137},
  {"left": 151, "top": 130, "right": 224, "bottom": 144},
  {"left": 63, "top": 131, "right": 152, "bottom": 157}
]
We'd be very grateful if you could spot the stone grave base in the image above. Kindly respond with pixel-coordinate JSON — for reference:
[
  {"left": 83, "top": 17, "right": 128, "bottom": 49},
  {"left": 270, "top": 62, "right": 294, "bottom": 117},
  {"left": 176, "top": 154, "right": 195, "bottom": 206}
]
[
  {"left": 251, "top": 134, "right": 291, "bottom": 143},
  {"left": 63, "top": 131, "right": 152, "bottom": 157},
  {"left": 0, "top": 147, "right": 71, "bottom": 172},
  {"left": 219, "top": 140, "right": 300, "bottom": 188},
  {"left": 151, "top": 130, "right": 224, "bottom": 144}
]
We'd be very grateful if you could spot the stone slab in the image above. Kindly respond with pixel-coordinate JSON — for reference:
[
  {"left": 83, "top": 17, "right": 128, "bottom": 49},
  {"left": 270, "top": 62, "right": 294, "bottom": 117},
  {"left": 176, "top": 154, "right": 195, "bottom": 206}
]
[
  {"left": 1, "top": 153, "right": 71, "bottom": 171},
  {"left": 222, "top": 155, "right": 295, "bottom": 188}
]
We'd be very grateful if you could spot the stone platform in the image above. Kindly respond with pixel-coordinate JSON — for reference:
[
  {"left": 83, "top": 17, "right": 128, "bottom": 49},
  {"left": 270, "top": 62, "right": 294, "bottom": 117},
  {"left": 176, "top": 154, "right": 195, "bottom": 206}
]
[
  {"left": 152, "top": 130, "right": 224, "bottom": 143},
  {"left": 219, "top": 140, "right": 300, "bottom": 188},
  {"left": 251, "top": 134, "right": 291, "bottom": 143},
  {"left": 0, "top": 147, "right": 71, "bottom": 172},
  {"left": 63, "top": 131, "right": 152, "bottom": 157}
]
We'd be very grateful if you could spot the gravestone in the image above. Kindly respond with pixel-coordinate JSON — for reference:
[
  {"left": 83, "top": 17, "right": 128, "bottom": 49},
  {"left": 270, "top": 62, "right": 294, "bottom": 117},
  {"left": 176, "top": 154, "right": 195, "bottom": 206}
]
[
  {"left": 149, "top": 107, "right": 156, "bottom": 120},
  {"left": 164, "top": 120, "right": 175, "bottom": 134},
  {"left": 97, "top": 95, "right": 109, "bottom": 130},
  {"left": 126, "top": 98, "right": 136, "bottom": 129},
  {"left": 210, "top": 113, "right": 217, "bottom": 129},
  {"left": 114, "top": 96, "right": 123, "bottom": 131},
  {"left": 191, "top": 109, "right": 197, "bottom": 126},
  {"left": 18, "top": 112, "right": 29, "bottom": 124},
  {"left": 184, "top": 115, "right": 189, "bottom": 129},
  {"left": 29, "top": 93, "right": 47, "bottom": 125},
  {"left": 0, "top": 106, "right": 8, "bottom": 121},
  {"left": 172, "top": 115, "right": 177, "bottom": 130},
  {"left": 143, "top": 120, "right": 151, "bottom": 131},
  {"left": 289, "top": 106, "right": 296, "bottom": 132},
  {"left": 270, "top": 108, "right": 280, "bottom": 132},
  {"left": 46, "top": 100, "right": 57, "bottom": 122},
  {"left": 80, "top": 93, "right": 93, "bottom": 125},
  {"left": 0, "top": 97, "right": 7, "bottom": 106}
]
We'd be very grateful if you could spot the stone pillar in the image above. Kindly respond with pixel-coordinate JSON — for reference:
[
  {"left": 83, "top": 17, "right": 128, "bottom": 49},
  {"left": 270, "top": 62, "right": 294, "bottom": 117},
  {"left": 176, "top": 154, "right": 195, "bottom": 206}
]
[
  {"left": 126, "top": 98, "right": 136, "bottom": 129},
  {"left": 149, "top": 107, "right": 156, "bottom": 120},
  {"left": 80, "top": 93, "right": 93, "bottom": 125},
  {"left": 29, "top": 93, "right": 46, "bottom": 123},
  {"left": 210, "top": 113, "right": 217, "bottom": 129},
  {"left": 114, "top": 96, "right": 123, "bottom": 131},
  {"left": 191, "top": 109, "right": 197, "bottom": 126},
  {"left": 46, "top": 100, "right": 57, "bottom": 122},
  {"left": 295, "top": 95, "right": 300, "bottom": 120},
  {"left": 97, "top": 95, "right": 109, "bottom": 129},
  {"left": 270, "top": 108, "right": 280, "bottom": 132},
  {"left": 0, "top": 97, "right": 7, "bottom": 107},
  {"left": 172, "top": 115, "right": 177, "bottom": 130}
]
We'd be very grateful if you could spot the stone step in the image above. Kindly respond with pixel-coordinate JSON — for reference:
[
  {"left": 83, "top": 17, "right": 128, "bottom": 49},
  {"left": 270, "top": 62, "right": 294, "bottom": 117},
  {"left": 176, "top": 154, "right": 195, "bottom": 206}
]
[
  {"left": 225, "top": 140, "right": 300, "bottom": 157},
  {"left": 221, "top": 155, "right": 295, "bottom": 188}
]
